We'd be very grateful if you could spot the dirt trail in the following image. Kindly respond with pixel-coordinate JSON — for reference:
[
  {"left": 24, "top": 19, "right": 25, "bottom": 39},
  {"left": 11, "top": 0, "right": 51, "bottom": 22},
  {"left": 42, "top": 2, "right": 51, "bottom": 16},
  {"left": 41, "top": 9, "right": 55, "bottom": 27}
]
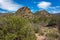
[{"left": 35, "top": 33, "right": 46, "bottom": 40}]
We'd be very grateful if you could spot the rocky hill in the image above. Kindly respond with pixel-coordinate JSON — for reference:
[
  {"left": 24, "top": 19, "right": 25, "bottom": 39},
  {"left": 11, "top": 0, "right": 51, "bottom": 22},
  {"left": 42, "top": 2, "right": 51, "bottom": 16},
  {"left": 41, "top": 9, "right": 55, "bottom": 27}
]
[
  {"left": 34, "top": 10, "right": 51, "bottom": 17},
  {"left": 16, "top": 7, "right": 33, "bottom": 18}
]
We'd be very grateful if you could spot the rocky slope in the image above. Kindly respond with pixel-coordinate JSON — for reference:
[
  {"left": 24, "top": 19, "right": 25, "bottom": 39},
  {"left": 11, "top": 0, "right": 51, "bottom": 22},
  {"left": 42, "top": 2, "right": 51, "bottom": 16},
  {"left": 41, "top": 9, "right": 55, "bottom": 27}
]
[{"left": 16, "top": 7, "right": 33, "bottom": 18}]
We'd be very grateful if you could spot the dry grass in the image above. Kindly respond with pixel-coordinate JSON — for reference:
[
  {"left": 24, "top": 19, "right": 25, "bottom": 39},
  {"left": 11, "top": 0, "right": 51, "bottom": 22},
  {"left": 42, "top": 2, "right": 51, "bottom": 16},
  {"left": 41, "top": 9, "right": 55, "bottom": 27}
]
[{"left": 36, "top": 26, "right": 60, "bottom": 40}]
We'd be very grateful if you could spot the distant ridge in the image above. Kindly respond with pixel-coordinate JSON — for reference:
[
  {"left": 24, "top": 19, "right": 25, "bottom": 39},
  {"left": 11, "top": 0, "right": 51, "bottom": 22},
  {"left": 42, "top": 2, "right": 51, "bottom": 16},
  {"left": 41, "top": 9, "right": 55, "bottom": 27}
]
[
  {"left": 34, "top": 10, "right": 51, "bottom": 17},
  {"left": 54, "top": 13, "right": 60, "bottom": 16},
  {"left": 0, "top": 7, "right": 60, "bottom": 17},
  {"left": 0, "top": 13, "right": 12, "bottom": 16}
]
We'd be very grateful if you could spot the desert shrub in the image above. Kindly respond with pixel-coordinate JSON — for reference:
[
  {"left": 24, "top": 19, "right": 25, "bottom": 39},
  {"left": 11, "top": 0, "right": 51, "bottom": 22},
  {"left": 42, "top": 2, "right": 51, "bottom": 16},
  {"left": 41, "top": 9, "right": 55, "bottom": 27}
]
[
  {"left": 0, "top": 15, "right": 36, "bottom": 40},
  {"left": 39, "top": 29, "right": 44, "bottom": 36},
  {"left": 0, "top": 30, "right": 5, "bottom": 40},
  {"left": 36, "top": 16, "right": 51, "bottom": 27},
  {"left": 46, "top": 32, "right": 60, "bottom": 40},
  {"left": 34, "top": 26, "right": 40, "bottom": 33},
  {"left": 32, "top": 23, "right": 41, "bottom": 33},
  {"left": 47, "top": 19, "right": 56, "bottom": 27}
]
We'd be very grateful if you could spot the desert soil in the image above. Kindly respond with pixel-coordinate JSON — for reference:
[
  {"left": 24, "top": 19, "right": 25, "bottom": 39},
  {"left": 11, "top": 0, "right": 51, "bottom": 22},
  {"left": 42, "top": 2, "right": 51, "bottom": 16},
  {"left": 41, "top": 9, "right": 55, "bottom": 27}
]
[{"left": 35, "top": 33, "right": 46, "bottom": 40}]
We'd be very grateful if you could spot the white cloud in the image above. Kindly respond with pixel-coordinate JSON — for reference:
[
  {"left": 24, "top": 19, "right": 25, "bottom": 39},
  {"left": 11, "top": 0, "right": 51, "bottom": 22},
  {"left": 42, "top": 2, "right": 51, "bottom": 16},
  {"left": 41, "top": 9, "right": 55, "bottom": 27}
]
[
  {"left": 0, "top": 10, "right": 7, "bottom": 13},
  {"left": 31, "top": 10, "right": 34, "bottom": 12},
  {"left": 56, "top": 6, "right": 60, "bottom": 8},
  {"left": 37, "top": 1, "right": 60, "bottom": 13},
  {"left": 52, "top": 10, "right": 60, "bottom": 13},
  {"left": 53, "top": 11, "right": 58, "bottom": 13},
  {"left": 37, "top": 1, "right": 51, "bottom": 9},
  {"left": 0, "top": 0, "right": 23, "bottom": 12},
  {"left": 49, "top": 6, "right": 60, "bottom": 9},
  {"left": 48, "top": 6, "right": 60, "bottom": 13}
]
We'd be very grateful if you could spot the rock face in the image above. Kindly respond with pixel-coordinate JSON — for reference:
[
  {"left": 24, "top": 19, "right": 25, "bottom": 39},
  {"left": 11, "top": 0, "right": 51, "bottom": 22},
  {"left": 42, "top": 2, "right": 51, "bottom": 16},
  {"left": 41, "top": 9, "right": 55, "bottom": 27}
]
[{"left": 16, "top": 7, "right": 33, "bottom": 18}]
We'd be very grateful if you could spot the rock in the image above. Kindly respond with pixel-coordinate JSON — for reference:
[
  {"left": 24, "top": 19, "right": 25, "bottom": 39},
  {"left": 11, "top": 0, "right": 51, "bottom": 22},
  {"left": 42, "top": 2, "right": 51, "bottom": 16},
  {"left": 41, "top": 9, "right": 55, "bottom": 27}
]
[{"left": 16, "top": 7, "right": 33, "bottom": 18}]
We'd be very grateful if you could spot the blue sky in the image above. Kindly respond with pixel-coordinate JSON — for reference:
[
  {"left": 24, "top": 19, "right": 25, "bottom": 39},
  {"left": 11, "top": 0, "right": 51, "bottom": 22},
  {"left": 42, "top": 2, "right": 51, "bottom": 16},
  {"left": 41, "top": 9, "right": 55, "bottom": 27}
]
[{"left": 0, "top": 0, "right": 60, "bottom": 13}]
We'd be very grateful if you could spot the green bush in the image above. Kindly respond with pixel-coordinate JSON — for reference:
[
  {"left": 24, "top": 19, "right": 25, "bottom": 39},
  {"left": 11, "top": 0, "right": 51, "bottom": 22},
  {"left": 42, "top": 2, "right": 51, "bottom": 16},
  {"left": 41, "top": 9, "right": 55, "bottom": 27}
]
[{"left": 0, "top": 15, "right": 36, "bottom": 40}]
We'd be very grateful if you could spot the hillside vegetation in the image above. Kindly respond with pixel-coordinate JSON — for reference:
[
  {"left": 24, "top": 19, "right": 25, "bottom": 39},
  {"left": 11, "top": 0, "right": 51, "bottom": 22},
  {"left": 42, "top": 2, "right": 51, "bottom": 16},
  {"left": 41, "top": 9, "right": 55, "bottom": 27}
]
[
  {"left": 0, "top": 7, "right": 60, "bottom": 40},
  {"left": 0, "top": 15, "right": 36, "bottom": 40}
]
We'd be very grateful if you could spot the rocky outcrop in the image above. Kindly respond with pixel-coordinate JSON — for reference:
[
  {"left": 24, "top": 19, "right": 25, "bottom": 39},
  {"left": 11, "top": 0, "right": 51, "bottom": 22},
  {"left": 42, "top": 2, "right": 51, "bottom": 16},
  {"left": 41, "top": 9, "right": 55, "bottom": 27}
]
[{"left": 16, "top": 7, "right": 33, "bottom": 18}]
